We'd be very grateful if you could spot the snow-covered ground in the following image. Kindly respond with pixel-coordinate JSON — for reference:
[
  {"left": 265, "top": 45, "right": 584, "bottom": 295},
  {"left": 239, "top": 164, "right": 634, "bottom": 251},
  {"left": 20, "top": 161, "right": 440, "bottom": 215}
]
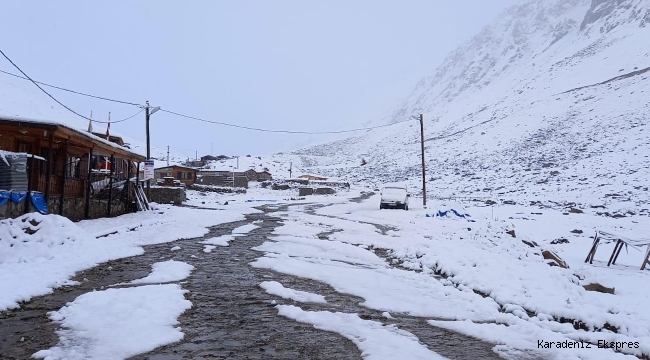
[
  {"left": 2, "top": 181, "right": 649, "bottom": 359},
  {"left": 33, "top": 284, "right": 191, "bottom": 360},
  {"left": 251, "top": 192, "right": 650, "bottom": 359},
  {"left": 0, "top": 204, "right": 256, "bottom": 312}
]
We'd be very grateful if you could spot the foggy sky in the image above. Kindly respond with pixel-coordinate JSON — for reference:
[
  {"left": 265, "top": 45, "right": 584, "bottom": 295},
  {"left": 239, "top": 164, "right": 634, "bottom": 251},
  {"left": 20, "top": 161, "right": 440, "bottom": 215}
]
[{"left": 0, "top": 0, "right": 521, "bottom": 158}]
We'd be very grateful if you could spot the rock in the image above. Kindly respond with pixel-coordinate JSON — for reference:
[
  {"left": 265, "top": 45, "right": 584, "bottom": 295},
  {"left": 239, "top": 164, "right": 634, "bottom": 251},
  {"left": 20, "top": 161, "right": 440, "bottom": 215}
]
[
  {"left": 485, "top": 200, "right": 497, "bottom": 205},
  {"left": 506, "top": 230, "right": 516, "bottom": 238},
  {"left": 542, "top": 250, "right": 569, "bottom": 269},
  {"left": 550, "top": 171, "right": 560, "bottom": 176},
  {"left": 502, "top": 200, "right": 517, "bottom": 205},
  {"left": 521, "top": 240, "right": 538, "bottom": 248},
  {"left": 583, "top": 283, "right": 615, "bottom": 294},
  {"left": 570, "top": 229, "right": 583, "bottom": 234},
  {"left": 569, "top": 207, "right": 584, "bottom": 214},
  {"left": 551, "top": 238, "right": 570, "bottom": 244}
]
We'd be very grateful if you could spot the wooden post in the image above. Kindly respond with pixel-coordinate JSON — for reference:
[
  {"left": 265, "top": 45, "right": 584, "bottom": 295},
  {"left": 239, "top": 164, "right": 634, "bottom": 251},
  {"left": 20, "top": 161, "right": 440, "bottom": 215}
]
[
  {"left": 85, "top": 148, "right": 93, "bottom": 219},
  {"left": 107, "top": 154, "right": 114, "bottom": 217},
  {"left": 419, "top": 114, "right": 427, "bottom": 207},
  {"left": 136, "top": 161, "right": 140, "bottom": 184},
  {"left": 607, "top": 240, "right": 622, "bottom": 266},
  {"left": 25, "top": 155, "right": 34, "bottom": 214},
  {"left": 59, "top": 139, "right": 68, "bottom": 216},
  {"left": 44, "top": 133, "right": 54, "bottom": 204},
  {"left": 585, "top": 232, "right": 600, "bottom": 263},
  {"left": 126, "top": 159, "right": 132, "bottom": 211},
  {"left": 641, "top": 246, "right": 650, "bottom": 271},
  {"left": 145, "top": 102, "right": 151, "bottom": 199},
  {"left": 612, "top": 241, "right": 625, "bottom": 265},
  {"left": 135, "top": 161, "right": 141, "bottom": 211}
]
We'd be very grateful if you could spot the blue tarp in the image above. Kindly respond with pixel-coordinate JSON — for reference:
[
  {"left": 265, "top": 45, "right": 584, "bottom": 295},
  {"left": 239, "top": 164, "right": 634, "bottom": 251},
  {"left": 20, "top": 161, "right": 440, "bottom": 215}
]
[
  {"left": 30, "top": 192, "right": 48, "bottom": 214},
  {"left": 0, "top": 191, "right": 9, "bottom": 206},
  {"left": 437, "top": 209, "right": 469, "bottom": 218},
  {"left": 10, "top": 192, "right": 27, "bottom": 204}
]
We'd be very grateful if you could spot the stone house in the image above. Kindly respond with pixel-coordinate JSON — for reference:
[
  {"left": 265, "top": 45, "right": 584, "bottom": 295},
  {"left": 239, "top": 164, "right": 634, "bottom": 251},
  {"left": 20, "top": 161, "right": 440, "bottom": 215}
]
[{"left": 298, "top": 174, "right": 328, "bottom": 181}]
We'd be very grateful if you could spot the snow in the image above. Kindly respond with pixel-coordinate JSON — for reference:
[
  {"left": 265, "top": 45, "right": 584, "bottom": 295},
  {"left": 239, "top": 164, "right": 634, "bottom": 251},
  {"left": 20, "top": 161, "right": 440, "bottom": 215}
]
[
  {"left": 33, "top": 284, "right": 191, "bottom": 360},
  {"left": 232, "top": 221, "right": 261, "bottom": 235},
  {"left": 128, "top": 260, "right": 194, "bottom": 285},
  {"left": 0, "top": 203, "right": 257, "bottom": 312},
  {"left": 2, "top": 0, "right": 649, "bottom": 357},
  {"left": 202, "top": 245, "right": 216, "bottom": 253},
  {"left": 0, "top": 213, "right": 142, "bottom": 311},
  {"left": 251, "top": 192, "right": 650, "bottom": 358},
  {"left": 198, "top": 219, "right": 261, "bottom": 248},
  {"left": 77, "top": 203, "right": 256, "bottom": 243},
  {"left": 259, "top": 281, "right": 326, "bottom": 304},
  {"left": 286, "top": 0, "right": 650, "bottom": 223},
  {"left": 277, "top": 305, "right": 446, "bottom": 360},
  {"left": 201, "top": 235, "right": 235, "bottom": 247},
  {"left": 170, "top": 246, "right": 181, "bottom": 251}
]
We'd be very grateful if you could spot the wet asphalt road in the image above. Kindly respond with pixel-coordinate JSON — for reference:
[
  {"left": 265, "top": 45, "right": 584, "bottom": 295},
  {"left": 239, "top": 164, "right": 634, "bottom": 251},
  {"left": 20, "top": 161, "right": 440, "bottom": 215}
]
[{"left": 0, "top": 200, "right": 511, "bottom": 360}]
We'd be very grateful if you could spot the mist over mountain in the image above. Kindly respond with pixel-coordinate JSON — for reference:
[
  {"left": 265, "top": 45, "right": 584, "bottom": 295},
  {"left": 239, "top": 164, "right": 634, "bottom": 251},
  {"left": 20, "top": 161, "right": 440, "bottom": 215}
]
[{"left": 292, "top": 0, "right": 650, "bottom": 213}]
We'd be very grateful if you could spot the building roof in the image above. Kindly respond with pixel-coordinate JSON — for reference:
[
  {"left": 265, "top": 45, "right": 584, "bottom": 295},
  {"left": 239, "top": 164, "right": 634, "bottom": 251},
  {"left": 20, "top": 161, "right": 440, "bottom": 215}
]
[
  {"left": 0, "top": 116, "right": 146, "bottom": 161},
  {"left": 154, "top": 165, "right": 198, "bottom": 172},
  {"left": 91, "top": 132, "right": 125, "bottom": 146},
  {"left": 298, "top": 174, "right": 328, "bottom": 179}
]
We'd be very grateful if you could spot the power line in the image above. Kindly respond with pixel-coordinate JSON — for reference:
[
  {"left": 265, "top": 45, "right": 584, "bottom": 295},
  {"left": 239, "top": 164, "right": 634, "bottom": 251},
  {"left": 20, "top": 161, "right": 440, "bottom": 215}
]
[
  {"left": 1, "top": 49, "right": 416, "bottom": 135},
  {"left": 0, "top": 68, "right": 141, "bottom": 106},
  {"left": 90, "top": 108, "right": 144, "bottom": 124},
  {"left": 0, "top": 49, "right": 143, "bottom": 124},
  {"left": 160, "top": 109, "right": 416, "bottom": 135}
]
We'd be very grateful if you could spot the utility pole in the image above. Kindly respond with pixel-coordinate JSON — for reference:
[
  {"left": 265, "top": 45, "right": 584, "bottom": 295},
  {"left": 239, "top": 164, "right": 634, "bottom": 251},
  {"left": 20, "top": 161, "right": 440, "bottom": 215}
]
[
  {"left": 195, "top": 150, "right": 197, "bottom": 161},
  {"left": 167, "top": 145, "right": 170, "bottom": 166},
  {"left": 145, "top": 102, "right": 151, "bottom": 198},
  {"left": 289, "top": 161, "right": 292, "bottom": 178},
  {"left": 419, "top": 114, "right": 427, "bottom": 208},
  {"left": 236, "top": 156, "right": 239, "bottom": 169}
]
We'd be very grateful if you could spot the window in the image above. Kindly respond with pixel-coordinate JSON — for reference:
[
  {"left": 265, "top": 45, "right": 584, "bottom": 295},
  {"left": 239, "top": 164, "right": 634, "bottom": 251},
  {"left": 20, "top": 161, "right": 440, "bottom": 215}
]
[
  {"left": 66, "top": 156, "right": 81, "bottom": 179},
  {"left": 187, "top": 172, "right": 193, "bottom": 179},
  {"left": 17, "top": 141, "right": 32, "bottom": 153},
  {"left": 40, "top": 146, "right": 57, "bottom": 174}
]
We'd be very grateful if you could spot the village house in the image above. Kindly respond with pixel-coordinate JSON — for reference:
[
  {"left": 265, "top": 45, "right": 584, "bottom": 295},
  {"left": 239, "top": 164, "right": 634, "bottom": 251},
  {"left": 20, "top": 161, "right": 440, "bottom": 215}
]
[
  {"left": 298, "top": 174, "right": 328, "bottom": 181},
  {"left": 195, "top": 167, "right": 272, "bottom": 188},
  {"left": 154, "top": 165, "right": 198, "bottom": 186},
  {"left": 256, "top": 170, "right": 272, "bottom": 181},
  {"left": 0, "top": 117, "right": 147, "bottom": 221}
]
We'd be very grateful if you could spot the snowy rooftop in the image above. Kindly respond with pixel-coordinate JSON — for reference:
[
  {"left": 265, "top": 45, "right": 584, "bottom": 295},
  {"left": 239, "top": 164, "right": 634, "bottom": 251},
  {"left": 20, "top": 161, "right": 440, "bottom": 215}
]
[{"left": 0, "top": 115, "right": 146, "bottom": 159}]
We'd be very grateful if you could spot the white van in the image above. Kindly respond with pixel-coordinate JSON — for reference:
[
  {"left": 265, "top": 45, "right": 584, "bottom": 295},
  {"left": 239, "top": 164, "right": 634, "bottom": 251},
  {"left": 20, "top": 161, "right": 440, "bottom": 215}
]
[{"left": 379, "top": 184, "right": 409, "bottom": 210}]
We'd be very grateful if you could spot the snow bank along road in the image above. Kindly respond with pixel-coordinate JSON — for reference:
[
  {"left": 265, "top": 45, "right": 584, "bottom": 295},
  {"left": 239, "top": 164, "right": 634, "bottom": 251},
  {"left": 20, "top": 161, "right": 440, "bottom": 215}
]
[{"left": 1, "top": 190, "right": 649, "bottom": 359}]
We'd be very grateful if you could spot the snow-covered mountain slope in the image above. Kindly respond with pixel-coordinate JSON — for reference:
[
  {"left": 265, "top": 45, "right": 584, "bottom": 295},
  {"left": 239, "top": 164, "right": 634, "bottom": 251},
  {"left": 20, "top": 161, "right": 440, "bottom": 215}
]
[{"left": 291, "top": 0, "right": 650, "bottom": 213}]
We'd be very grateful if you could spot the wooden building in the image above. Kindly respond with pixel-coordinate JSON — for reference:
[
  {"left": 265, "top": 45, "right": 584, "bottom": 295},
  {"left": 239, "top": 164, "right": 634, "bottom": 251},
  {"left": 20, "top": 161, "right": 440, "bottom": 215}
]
[
  {"left": 154, "top": 165, "right": 198, "bottom": 186},
  {"left": 0, "top": 117, "right": 147, "bottom": 220}
]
